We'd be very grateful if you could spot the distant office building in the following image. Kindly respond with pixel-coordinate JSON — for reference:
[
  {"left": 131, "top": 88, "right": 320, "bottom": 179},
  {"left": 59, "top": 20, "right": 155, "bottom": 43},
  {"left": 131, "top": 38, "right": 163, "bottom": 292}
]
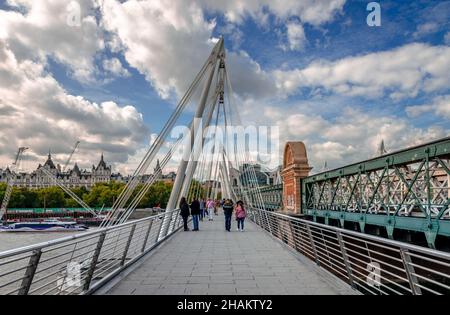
[{"left": 229, "top": 163, "right": 281, "bottom": 188}]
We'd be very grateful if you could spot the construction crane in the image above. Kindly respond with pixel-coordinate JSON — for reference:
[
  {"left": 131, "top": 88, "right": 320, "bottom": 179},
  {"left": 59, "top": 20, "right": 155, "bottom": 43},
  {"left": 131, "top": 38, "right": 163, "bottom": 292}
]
[
  {"left": 62, "top": 141, "right": 80, "bottom": 172},
  {"left": 1, "top": 147, "right": 28, "bottom": 222}
]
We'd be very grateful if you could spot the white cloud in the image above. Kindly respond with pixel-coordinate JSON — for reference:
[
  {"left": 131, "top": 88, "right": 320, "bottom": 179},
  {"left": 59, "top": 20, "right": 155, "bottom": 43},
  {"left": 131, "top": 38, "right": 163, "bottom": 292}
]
[
  {"left": 286, "top": 21, "right": 307, "bottom": 51},
  {"left": 0, "top": 41, "right": 148, "bottom": 171},
  {"left": 102, "top": 58, "right": 130, "bottom": 77},
  {"left": 406, "top": 95, "right": 450, "bottom": 120},
  {"left": 243, "top": 100, "right": 449, "bottom": 170},
  {"left": 0, "top": 0, "right": 105, "bottom": 82},
  {"left": 274, "top": 43, "right": 450, "bottom": 100},
  {"left": 200, "top": 0, "right": 346, "bottom": 26},
  {"left": 413, "top": 22, "right": 439, "bottom": 38},
  {"left": 100, "top": 0, "right": 276, "bottom": 100},
  {"left": 445, "top": 32, "right": 450, "bottom": 45}
]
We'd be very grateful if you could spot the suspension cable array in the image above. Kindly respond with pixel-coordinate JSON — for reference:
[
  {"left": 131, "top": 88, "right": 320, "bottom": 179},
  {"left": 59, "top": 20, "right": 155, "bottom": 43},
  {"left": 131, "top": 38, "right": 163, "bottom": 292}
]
[{"left": 101, "top": 37, "right": 268, "bottom": 226}]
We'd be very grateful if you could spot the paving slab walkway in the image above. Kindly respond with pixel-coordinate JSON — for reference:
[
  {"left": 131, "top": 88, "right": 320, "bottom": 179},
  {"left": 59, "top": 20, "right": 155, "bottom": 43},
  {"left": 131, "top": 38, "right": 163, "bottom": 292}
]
[{"left": 104, "top": 212, "right": 357, "bottom": 295}]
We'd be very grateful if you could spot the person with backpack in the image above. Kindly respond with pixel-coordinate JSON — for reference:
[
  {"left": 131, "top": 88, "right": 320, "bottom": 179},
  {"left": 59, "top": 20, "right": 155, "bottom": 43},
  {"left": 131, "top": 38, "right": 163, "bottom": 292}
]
[
  {"left": 190, "top": 198, "right": 200, "bottom": 231},
  {"left": 179, "top": 197, "right": 190, "bottom": 231},
  {"left": 222, "top": 199, "right": 234, "bottom": 232},
  {"left": 235, "top": 200, "right": 246, "bottom": 232}
]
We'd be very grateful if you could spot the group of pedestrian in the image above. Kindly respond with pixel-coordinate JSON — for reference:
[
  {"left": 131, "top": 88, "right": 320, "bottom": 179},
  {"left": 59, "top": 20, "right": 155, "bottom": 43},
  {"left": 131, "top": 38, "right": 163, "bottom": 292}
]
[
  {"left": 179, "top": 197, "right": 246, "bottom": 232},
  {"left": 222, "top": 199, "right": 246, "bottom": 232}
]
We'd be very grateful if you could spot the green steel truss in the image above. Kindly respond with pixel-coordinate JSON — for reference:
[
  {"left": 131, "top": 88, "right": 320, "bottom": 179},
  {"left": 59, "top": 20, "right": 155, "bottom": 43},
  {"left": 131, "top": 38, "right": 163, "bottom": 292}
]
[
  {"left": 246, "top": 184, "right": 283, "bottom": 210},
  {"left": 301, "top": 137, "right": 450, "bottom": 248}
]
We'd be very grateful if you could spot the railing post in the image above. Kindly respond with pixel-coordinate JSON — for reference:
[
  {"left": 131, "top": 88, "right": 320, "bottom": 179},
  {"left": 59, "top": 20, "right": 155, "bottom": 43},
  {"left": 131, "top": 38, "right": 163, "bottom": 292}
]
[
  {"left": 400, "top": 248, "right": 422, "bottom": 295},
  {"left": 163, "top": 211, "right": 173, "bottom": 237},
  {"left": 306, "top": 223, "right": 320, "bottom": 266},
  {"left": 141, "top": 219, "right": 154, "bottom": 253},
  {"left": 266, "top": 211, "right": 273, "bottom": 235},
  {"left": 83, "top": 232, "right": 106, "bottom": 291},
  {"left": 289, "top": 220, "right": 298, "bottom": 250},
  {"left": 120, "top": 224, "right": 136, "bottom": 266},
  {"left": 258, "top": 209, "right": 263, "bottom": 227},
  {"left": 169, "top": 211, "right": 177, "bottom": 233},
  {"left": 336, "top": 231, "right": 355, "bottom": 288},
  {"left": 156, "top": 215, "right": 165, "bottom": 242},
  {"left": 173, "top": 210, "right": 181, "bottom": 230},
  {"left": 18, "top": 249, "right": 42, "bottom": 295}
]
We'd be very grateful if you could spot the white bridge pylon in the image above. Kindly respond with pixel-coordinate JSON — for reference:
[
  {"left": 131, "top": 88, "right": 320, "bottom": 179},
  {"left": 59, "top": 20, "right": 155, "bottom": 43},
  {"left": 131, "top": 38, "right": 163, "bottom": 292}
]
[{"left": 102, "top": 37, "right": 267, "bottom": 227}]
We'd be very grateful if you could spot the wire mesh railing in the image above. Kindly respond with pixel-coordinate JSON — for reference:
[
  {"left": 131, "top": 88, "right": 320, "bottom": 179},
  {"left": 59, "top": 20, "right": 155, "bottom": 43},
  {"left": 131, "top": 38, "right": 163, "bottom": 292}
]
[
  {"left": 247, "top": 208, "right": 450, "bottom": 295},
  {"left": 0, "top": 209, "right": 182, "bottom": 295}
]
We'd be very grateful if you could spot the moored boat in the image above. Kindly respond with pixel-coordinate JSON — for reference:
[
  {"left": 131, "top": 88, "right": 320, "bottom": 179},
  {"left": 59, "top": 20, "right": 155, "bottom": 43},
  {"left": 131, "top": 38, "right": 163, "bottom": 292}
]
[{"left": 0, "top": 219, "right": 88, "bottom": 232}]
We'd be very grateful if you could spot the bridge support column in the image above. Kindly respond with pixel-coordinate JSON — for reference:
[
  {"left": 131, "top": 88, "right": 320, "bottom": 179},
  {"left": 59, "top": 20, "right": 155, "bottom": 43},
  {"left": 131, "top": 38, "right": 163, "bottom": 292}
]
[
  {"left": 281, "top": 142, "right": 312, "bottom": 215},
  {"left": 166, "top": 39, "right": 223, "bottom": 210}
]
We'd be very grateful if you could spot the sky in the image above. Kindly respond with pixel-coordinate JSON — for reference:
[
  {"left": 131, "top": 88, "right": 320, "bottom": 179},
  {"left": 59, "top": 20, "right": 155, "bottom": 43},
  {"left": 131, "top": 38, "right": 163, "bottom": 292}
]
[{"left": 0, "top": 0, "right": 449, "bottom": 175}]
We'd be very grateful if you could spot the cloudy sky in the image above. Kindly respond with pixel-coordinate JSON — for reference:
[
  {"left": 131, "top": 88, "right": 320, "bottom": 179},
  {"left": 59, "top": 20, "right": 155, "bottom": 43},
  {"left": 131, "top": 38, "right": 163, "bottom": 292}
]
[{"left": 0, "top": 0, "right": 449, "bottom": 174}]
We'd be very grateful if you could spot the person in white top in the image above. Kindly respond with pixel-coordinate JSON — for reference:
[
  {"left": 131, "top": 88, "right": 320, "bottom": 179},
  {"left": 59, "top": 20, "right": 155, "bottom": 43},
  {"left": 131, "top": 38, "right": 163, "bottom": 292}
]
[{"left": 206, "top": 199, "right": 215, "bottom": 221}]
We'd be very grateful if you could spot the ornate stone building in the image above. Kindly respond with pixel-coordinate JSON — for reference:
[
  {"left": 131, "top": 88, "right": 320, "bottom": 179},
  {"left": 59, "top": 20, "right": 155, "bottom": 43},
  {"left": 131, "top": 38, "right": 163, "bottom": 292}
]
[
  {"left": 0, "top": 154, "right": 176, "bottom": 189},
  {"left": 0, "top": 152, "right": 113, "bottom": 189}
]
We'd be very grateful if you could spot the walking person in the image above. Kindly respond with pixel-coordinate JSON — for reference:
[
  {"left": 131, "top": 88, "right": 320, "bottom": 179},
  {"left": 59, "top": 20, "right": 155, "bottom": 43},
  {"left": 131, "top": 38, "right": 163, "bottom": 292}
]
[
  {"left": 190, "top": 198, "right": 200, "bottom": 231},
  {"left": 235, "top": 200, "right": 246, "bottom": 232},
  {"left": 199, "top": 199, "right": 205, "bottom": 221},
  {"left": 223, "top": 199, "right": 234, "bottom": 232},
  {"left": 206, "top": 198, "right": 214, "bottom": 221},
  {"left": 179, "top": 197, "right": 190, "bottom": 231},
  {"left": 214, "top": 199, "right": 220, "bottom": 215}
]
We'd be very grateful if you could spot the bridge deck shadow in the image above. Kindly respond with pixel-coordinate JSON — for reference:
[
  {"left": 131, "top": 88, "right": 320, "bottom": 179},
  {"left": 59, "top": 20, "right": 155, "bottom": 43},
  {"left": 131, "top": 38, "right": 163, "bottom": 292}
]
[{"left": 102, "top": 210, "right": 357, "bottom": 295}]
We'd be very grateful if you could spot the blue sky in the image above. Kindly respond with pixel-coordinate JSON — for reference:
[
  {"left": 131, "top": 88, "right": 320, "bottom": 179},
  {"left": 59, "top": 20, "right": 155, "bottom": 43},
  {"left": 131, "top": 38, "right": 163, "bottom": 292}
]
[
  {"left": 56, "top": 0, "right": 449, "bottom": 130},
  {"left": 0, "top": 0, "right": 449, "bottom": 173}
]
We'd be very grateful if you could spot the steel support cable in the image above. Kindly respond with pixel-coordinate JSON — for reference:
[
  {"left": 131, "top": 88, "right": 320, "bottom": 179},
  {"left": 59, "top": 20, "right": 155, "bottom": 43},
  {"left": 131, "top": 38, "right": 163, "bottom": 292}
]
[
  {"left": 209, "top": 144, "right": 222, "bottom": 200},
  {"left": 177, "top": 88, "right": 221, "bottom": 205},
  {"left": 188, "top": 95, "right": 222, "bottom": 201},
  {"left": 221, "top": 151, "right": 237, "bottom": 200},
  {"left": 184, "top": 103, "right": 214, "bottom": 202},
  {"left": 223, "top": 149, "right": 247, "bottom": 203},
  {"left": 194, "top": 152, "right": 208, "bottom": 201},
  {"left": 224, "top": 68, "right": 265, "bottom": 209},
  {"left": 205, "top": 101, "right": 222, "bottom": 199},
  {"left": 220, "top": 77, "right": 256, "bottom": 207},
  {"left": 40, "top": 168, "right": 97, "bottom": 217},
  {"left": 167, "top": 39, "right": 225, "bottom": 210},
  {"left": 207, "top": 101, "right": 225, "bottom": 200},
  {"left": 221, "top": 73, "right": 252, "bottom": 204},
  {"left": 105, "top": 43, "right": 223, "bottom": 225},
  {"left": 126, "top": 85, "right": 217, "bottom": 219},
  {"left": 105, "top": 70, "right": 204, "bottom": 224},
  {"left": 223, "top": 67, "right": 257, "bottom": 206},
  {"left": 115, "top": 137, "right": 185, "bottom": 225},
  {"left": 166, "top": 59, "right": 220, "bottom": 211},
  {"left": 112, "top": 136, "right": 183, "bottom": 226},
  {"left": 176, "top": 92, "right": 218, "bottom": 203},
  {"left": 103, "top": 76, "right": 204, "bottom": 226}
]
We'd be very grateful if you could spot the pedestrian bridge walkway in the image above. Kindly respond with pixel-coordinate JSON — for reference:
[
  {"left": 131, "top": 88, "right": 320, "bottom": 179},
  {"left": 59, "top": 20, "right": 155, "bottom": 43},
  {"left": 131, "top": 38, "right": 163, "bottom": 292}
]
[{"left": 100, "top": 213, "right": 356, "bottom": 295}]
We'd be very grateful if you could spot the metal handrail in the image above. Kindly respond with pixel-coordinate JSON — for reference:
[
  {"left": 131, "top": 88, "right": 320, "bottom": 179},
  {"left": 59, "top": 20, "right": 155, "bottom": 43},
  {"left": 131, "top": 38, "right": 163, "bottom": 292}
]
[
  {"left": 0, "top": 209, "right": 182, "bottom": 295},
  {"left": 248, "top": 208, "right": 450, "bottom": 295}
]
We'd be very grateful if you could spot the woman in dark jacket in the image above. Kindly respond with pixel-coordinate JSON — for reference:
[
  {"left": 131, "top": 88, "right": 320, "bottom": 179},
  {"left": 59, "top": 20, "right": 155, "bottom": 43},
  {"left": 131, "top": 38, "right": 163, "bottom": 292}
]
[{"left": 179, "top": 197, "right": 190, "bottom": 231}]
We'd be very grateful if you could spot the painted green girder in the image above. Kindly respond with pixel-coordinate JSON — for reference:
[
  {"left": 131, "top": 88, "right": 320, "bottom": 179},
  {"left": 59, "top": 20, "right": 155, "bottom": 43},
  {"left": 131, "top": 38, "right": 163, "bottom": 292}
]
[
  {"left": 301, "top": 137, "right": 450, "bottom": 248},
  {"left": 245, "top": 184, "right": 283, "bottom": 210}
]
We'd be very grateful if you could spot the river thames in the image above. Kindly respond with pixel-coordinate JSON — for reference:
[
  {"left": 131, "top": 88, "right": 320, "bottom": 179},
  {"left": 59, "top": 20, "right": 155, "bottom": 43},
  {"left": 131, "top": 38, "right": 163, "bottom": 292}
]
[{"left": 0, "top": 229, "right": 94, "bottom": 252}]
